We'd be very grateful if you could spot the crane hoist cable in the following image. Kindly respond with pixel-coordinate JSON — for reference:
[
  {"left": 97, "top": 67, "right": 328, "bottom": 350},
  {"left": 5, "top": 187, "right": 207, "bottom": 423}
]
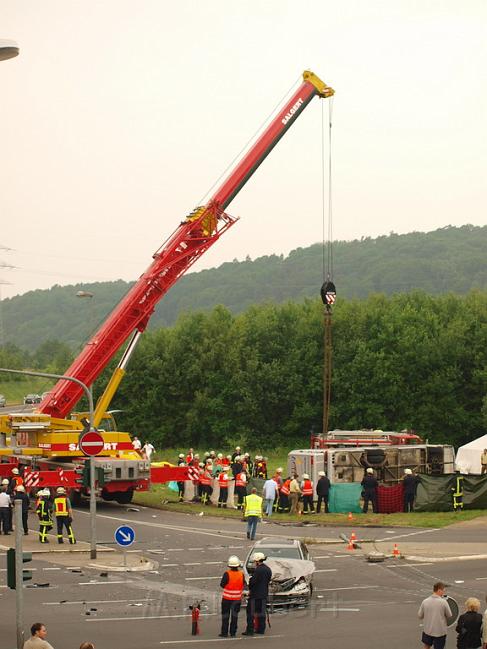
[{"left": 320, "top": 98, "right": 335, "bottom": 437}]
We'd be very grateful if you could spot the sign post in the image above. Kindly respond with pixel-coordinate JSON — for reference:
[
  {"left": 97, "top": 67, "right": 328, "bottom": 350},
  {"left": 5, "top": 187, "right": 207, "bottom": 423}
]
[
  {"left": 115, "top": 525, "right": 135, "bottom": 572},
  {"left": 80, "top": 430, "right": 105, "bottom": 562}
]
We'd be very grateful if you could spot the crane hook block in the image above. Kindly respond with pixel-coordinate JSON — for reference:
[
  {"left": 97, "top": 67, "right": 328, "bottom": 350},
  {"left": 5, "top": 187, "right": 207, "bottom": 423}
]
[{"left": 321, "top": 281, "right": 336, "bottom": 306}]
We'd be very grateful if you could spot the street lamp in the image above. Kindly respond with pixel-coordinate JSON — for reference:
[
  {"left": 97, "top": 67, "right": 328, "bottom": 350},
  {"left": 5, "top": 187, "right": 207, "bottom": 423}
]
[{"left": 0, "top": 39, "right": 19, "bottom": 62}]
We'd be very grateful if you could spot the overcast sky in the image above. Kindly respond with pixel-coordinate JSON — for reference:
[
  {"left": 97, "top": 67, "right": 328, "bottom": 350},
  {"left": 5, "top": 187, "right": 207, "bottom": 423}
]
[{"left": 1, "top": 1, "right": 486, "bottom": 300}]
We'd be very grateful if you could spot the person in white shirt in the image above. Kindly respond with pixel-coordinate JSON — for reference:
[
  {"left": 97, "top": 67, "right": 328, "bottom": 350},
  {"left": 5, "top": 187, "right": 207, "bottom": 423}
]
[
  {"left": 142, "top": 442, "right": 155, "bottom": 461},
  {"left": 262, "top": 478, "right": 278, "bottom": 517},
  {"left": 0, "top": 486, "right": 11, "bottom": 534},
  {"left": 132, "top": 436, "right": 142, "bottom": 452},
  {"left": 23, "top": 622, "right": 55, "bottom": 649}
]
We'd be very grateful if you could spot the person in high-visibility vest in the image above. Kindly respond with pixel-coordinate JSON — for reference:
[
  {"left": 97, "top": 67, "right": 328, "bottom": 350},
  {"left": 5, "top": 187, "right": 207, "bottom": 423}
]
[
  {"left": 219, "top": 555, "right": 245, "bottom": 638},
  {"left": 243, "top": 488, "right": 262, "bottom": 540},
  {"left": 36, "top": 488, "right": 53, "bottom": 543},
  {"left": 218, "top": 466, "right": 230, "bottom": 508},
  {"left": 451, "top": 473, "right": 464, "bottom": 512},
  {"left": 54, "top": 486, "right": 76, "bottom": 544},
  {"left": 234, "top": 471, "right": 247, "bottom": 510},
  {"left": 300, "top": 473, "right": 315, "bottom": 514},
  {"left": 199, "top": 464, "right": 213, "bottom": 505},
  {"left": 278, "top": 476, "right": 291, "bottom": 513}
]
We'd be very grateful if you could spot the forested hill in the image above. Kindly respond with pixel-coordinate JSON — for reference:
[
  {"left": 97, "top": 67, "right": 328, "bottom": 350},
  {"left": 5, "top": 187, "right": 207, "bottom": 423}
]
[{"left": 3, "top": 224, "right": 486, "bottom": 351}]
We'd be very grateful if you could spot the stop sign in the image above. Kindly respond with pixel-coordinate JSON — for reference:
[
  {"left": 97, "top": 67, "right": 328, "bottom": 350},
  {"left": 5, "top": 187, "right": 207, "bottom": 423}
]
[{"left": 79, "top": 430, "right": 104, "bottom": 457}]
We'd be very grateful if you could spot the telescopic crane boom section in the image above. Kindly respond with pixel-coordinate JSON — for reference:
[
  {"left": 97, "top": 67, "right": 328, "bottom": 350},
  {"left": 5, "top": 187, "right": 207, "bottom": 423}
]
[{"left": 40, "top": 71, "right": 334, "bottom": 420}]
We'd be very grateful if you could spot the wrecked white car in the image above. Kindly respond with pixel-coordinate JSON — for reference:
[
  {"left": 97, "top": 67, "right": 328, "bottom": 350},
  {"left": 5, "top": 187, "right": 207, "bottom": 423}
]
[{"left": 243, "top": 538, "right": 315, "bottom": 607}]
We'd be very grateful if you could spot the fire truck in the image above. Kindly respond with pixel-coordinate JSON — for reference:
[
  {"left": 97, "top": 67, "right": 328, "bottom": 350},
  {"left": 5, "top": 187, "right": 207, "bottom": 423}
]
[{"left": 0, "top": 71, "right": 334, "bottom": 503}]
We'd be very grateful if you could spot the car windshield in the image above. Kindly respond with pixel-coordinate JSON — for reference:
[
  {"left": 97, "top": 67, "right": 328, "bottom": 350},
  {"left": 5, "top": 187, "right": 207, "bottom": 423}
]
[{"left": 247, "top": 546, "right": 302, "bottom": 568}]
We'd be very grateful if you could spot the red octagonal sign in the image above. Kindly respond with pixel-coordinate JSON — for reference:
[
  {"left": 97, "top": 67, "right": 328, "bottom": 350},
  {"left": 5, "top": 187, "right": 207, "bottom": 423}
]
[{"left": 79, "top": 430, "right": 104, "bottom": 457}]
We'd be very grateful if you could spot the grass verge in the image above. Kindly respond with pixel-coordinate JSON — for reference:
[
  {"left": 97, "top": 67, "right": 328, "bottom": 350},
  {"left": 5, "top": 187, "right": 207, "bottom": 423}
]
[{"left": 133, "top": 485, "right": 487, "bottom": 529}]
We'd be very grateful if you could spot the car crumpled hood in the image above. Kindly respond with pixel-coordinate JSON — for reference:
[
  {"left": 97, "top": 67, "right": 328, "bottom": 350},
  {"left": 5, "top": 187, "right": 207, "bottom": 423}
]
[{"left": 265, "top": 558, "right": 315, "bottom": 583}]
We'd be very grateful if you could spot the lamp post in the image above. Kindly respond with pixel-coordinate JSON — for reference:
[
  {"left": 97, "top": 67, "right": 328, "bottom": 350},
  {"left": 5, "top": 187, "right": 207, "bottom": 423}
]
[
  {"left": 0, "top": 39, "right": 19, "bottom": 61},
  {"left": 76, "top": 290, "right": 95, "bottom": 335}
]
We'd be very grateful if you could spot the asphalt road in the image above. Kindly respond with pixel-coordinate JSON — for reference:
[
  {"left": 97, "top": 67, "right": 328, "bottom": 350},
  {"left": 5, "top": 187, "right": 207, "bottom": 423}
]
[{"left": 1, "top": 503, "right": 487, "bottom": 649}]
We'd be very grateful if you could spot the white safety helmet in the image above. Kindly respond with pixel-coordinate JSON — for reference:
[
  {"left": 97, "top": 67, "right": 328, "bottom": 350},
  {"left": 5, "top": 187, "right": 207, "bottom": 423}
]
[
  {"left": 178, "top": 453, "right": 185, "bottom": 458},
  {"left": 217, "top": 453, "right": 223, "bottom": 459},
  {"left": 194, "top": 454, "right": 200, "bottom": 459},
  {"left": 366, "top": 468, "right": 374, "bottom": 474},
  {"left": 42, "top": 488, "right": 51, "bottom": 497},
  {"left": 227, "top": 555, "right": 241, "bottom": 568},
  {"left": 318, "top": 471, "right": 326, "bottom": 477},
  {"left": 16, "top": 484, "right": 25, "bottom": 492},
  {"left": 199, "top": 462, "right": 205, "bottom": 468},
  {"left": 226, "top": 455, "right": 232, "bottom": 460},
  {"left": 1, "top": 478, "right": 9, "bottom": 485},
  {"left": 223, "top": 466, "right": 230, "bottom": 471},
  {"left": 404, "top": 468, "right": 412, "bottom": 475},
  {"left": 276, "top": 467, "right": 283, "bottom": 473},
  {"left": 236, "top": 446, "right": 241, "bottom": 451},
  {"left": 252, "top": 552, "right": 266, "bottom": 562},
  {"left": 234, "top": 455, "right": 241, "bottom": 462},
  {"left": 302, "top": 473, "right": 309, "bottom": 480},
  {"left": 12, "top": 468, "right": 19, "bottom": 475},
  {"left": 56, "top": 486, "right": 66, "bottom": 494}
]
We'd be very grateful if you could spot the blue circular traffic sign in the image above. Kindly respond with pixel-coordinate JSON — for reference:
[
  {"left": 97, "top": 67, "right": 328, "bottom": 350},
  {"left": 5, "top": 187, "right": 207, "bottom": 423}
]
[{"left": 114, "top": 525, "right": 135, "bottom": 547}]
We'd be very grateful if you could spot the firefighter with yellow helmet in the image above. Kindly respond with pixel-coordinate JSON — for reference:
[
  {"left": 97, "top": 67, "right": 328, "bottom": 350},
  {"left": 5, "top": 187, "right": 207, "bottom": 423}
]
[{"left": 54, "top": 487, "right": 76, "bottom": 544}]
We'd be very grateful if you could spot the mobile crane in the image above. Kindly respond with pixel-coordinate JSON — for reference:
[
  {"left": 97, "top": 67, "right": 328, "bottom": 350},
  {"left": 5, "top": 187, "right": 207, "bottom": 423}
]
[{"left": 0, "top": 71, "right": 334, "bottom": 503}]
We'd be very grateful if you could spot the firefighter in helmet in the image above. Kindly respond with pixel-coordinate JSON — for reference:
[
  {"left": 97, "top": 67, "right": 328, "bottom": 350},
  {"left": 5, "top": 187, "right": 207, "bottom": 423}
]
[
  {"left": 54, "top": 487, "right": 76, "bottom": 544},
  {"left": 36, "top": 488, "right": 53, "bottom": 543}
]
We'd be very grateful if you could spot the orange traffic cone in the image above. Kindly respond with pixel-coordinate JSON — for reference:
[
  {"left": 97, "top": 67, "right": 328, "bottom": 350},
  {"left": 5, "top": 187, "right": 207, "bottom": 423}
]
[
  {"left": 348, "top": 511, "right": 353, "bottom": 521},
  {"left": 393, "top": 543, "right": 400, "bottom": 558},
  {"left": 347, "top": 531, "right": 356, "bottom": 551}
]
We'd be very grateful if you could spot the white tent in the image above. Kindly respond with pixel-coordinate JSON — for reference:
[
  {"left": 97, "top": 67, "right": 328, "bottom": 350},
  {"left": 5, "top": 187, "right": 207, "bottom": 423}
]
[{"left": 455, "top": 435, "right": 487, "bottom": 474}]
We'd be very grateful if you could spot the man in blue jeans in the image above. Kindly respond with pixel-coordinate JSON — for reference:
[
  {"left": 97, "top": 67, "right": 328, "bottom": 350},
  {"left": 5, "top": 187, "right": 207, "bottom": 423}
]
[
  {"left": 262, "top": 477, "right": 278, "bottom": 517},
  {"left": 243, "top": 488, "right": 262, "bottom": 540}
]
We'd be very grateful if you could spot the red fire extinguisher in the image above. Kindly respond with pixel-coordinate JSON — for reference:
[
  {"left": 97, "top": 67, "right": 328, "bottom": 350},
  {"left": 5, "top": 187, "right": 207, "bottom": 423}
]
[{"left": 189, "top": 600, "right": 202, "bottom": 635}]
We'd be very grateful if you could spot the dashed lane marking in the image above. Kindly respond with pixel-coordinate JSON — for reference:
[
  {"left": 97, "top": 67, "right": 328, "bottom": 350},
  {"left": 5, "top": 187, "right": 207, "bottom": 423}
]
[
  {"left": 158, "top": 564, "right": 179, "bottom": 568},
  {"left": 87, "top": 613, "right": 217, "bottom": 623},
  {"left": 79, "top": 580, "right": 133, "bottom": 586},
  {"left": 387, "top": 563, "right": 434, "bottom": 568},
  {"left": 476, "top": 577, "right": 487, "bottom": 580},
  {"left": 185, "top": 576, "right": 220, "bottom": 581},
  {"left": 159, "top": 636, "right": 283, "bottom": 644},
  {"left": 320, "top": 608, "right": 360, "bottom": 612},
  {"left": 312, "top": 555, "right": 331, "bottom": 559},
  {"left": 314, "top": 569, "right": 338, "bottom": 573},
  {"left": 375, "top": 528, "right": 440, "bottom": 543},
  {"left": 183, "top": 563, "right": 201, "bottom": 566},
  {"left": 315, "top": 585, "right": 379, "bottom": 592},
  {"left": 44, "top": 598, "right": 158, "bottom": 606}
]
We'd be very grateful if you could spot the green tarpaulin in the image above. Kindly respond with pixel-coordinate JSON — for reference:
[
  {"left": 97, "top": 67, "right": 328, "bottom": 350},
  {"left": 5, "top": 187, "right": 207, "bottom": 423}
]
[
  {"left": 414, "top": 474, "right": 487, "bottom": 512},
  {"left": 328, "top": 483, "right": 362, "bottom": 513}
]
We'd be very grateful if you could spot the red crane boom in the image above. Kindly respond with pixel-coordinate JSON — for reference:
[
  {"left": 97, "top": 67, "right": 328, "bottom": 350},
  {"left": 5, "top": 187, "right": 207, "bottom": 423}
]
[{"left": 40, "top": 71, "right": 334, "bottom": 419}]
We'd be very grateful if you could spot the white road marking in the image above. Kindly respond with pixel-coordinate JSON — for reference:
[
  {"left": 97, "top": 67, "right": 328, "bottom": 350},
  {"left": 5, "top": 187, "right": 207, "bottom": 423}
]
[
  {"left": 387, "top": 563, "right": 433, "bottom": 568},
  {"left": 206, "top": 561, "right": 224, "bottom": 565},
  {"left": 43, "top": 567, "right": 61, "bottom": 571},
  {"left": 79, "top": 580, "right": 133, "bottom": 586},
  {"left": 312, "top": 555, "right": 331, "bottom": 559},
  {"left": 333, "top": 555, "right": 351, "bottom": 558},
  {"left": 158, "top": 564, "right": 179, "bottom": 568},
  {"left": 314, "top": 569, "right": 338, "bottom": 573},
  {"left": 159, "top": 636, "right": 282, "bottom": 644},
  {"left": 183, "top": 563, "right": 201, "bottom": 566},
  {"left": 188, "top": 548, "right": 203, "bottom": 551},
  {"left": 167, "top": 548, "right": 184, "bottom": 552},
  {"left": 320, "top": 608, "right": 360, "bottom": 612},
  {"left": 185, "top": 576, "right": 220, "bottom": 581},
  {"left": 315, "top": 586, "right": 379, "bottom": 592},
  {"left": 44, "top": 598, "right": 158, "bottom": 606},
  {"left": 375, "top": 528, "right": 440, "bottom": 543},
  {"left": 476, "top": 577, "right": 487, "bottom": 580},
  {"left": 67, "top": 566, "right": 81, "bottom": 570},
  {"left": 87, "top": 613, "right": 217, "bottom": 622}
]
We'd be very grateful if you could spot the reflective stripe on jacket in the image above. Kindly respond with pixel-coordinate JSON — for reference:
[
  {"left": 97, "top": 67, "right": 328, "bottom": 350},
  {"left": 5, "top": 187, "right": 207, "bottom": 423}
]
[
  {"left": 54, "top": 496, "right": 69, "bottom": 516},
  {"left": 218, "top": 472, "right": 229, "bottom": 486},
  {"left": 280, "top": 479, "right": 290, "bottom": 495},
  {"left": 235, "top": 472, "right": 246, "bottom": 488},
  {"left": 302, "top": 479, "right": 313, "bottom": 496},
  {"left": 222, "top": 570, "right": 244, "bottom": 601},
  {"left": 244, "top": 493, "right": 262, "bottom": 517}
]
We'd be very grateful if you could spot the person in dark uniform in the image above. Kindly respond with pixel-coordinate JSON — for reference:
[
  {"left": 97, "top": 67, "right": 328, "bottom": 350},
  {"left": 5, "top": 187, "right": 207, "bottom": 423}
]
[
  {"left": 242, "top": 552, "right": 272, "bottom": 636},
  {"left": 316, "top": 471, "right": 331, "bottom": 513},
  {"left": 177, "top": 453, "right": 185, "bottom": 502},
  {"left": 403, "top": 468, "right": 419, "bottom": 513},
  {"left": 14, "top": 485, "right": 30, "bottom": 534},
  {"left": 36, "top": 488, "right": 53, "bottom": 543},
  {"left": 361, "top": 468, "right": 378, "bottom": 514},
  {"left": 219, "top": 555, "right": 245, "bottom": 638}
]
